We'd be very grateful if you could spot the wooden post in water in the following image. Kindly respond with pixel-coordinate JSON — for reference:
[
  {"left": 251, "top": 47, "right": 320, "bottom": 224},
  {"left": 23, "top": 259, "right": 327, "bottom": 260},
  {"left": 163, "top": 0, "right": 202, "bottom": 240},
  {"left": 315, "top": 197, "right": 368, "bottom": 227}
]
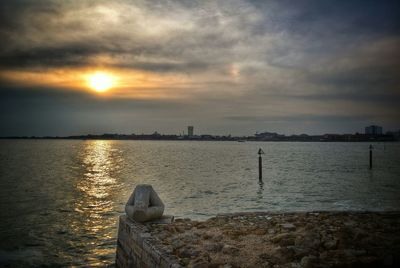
[
  {"left": 369, "top": 144, "right": 373, "bottom": 169},
  {"left": 258, "top": 148, "right": 265, "bottom": 182}
]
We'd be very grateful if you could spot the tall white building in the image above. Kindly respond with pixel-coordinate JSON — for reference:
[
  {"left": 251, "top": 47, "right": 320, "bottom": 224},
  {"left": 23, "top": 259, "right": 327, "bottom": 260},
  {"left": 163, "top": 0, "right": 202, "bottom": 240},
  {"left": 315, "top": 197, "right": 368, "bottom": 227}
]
[
  {"left": 365, "top": 125, "right": 383, "bottom": 135},
  {"left": 188, "top": 126, "right": 194, "bottom": 136}
]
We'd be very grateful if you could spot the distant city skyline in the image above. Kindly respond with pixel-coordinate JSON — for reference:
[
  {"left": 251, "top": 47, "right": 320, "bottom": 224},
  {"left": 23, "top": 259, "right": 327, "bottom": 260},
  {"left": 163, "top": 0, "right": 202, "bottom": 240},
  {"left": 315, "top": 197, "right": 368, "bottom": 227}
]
[
  {"left": 3, "top": 124, "right": 399, "bottom": 139},
  {"left": 1, "top": 1, "right": 399, "bottom": 136}
]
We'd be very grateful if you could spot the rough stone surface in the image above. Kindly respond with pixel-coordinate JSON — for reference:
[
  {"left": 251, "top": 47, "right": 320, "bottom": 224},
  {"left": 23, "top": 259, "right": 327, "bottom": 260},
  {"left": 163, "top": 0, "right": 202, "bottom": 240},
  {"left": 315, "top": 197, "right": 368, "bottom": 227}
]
[
  {"left": 125, "top": 184, "right": 165, "bottom": 223},
  {"left": 145, "top": 212, "right": 400, "bottom": 267}
]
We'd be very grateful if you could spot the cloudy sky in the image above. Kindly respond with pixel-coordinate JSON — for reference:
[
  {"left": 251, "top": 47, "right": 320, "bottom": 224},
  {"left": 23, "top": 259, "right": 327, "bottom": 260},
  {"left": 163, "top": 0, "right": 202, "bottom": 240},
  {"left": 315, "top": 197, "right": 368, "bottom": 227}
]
[{"left": 1, "top": 0, "right": 399, "bottom": 136}]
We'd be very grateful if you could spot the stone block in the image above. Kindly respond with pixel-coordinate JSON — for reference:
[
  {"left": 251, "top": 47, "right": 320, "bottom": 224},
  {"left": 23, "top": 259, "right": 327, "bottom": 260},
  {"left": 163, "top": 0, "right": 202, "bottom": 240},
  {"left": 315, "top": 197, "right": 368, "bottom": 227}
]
[
  {"left": 137, "top": 232, "right": 151, "bottom": 247},
  {"left": 118, "top": 232, "right": 132, "bottom": 252},
  {"left": 131, "top": 239, "right": 144, "bottom": 258},
  {"left": 116, "top": 241, "right": 130, "bottom": 268},
  {"left": 143, "top": 239, "right": 161, "bottom": 265},
  {"left": 159, "top": 256, "right": 172, "bottom": 268},
  {"left": 141, "top": 250, "right": 158, "bottom": 267},
  {"left": 160, "top": 254, "right": 183, "bottom": 268}
]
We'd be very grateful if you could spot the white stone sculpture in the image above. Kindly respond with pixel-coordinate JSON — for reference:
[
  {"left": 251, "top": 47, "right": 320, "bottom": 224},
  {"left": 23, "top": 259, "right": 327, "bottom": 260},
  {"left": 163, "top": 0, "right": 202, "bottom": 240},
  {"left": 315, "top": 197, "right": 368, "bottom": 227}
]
[{"left": 125, "top": 184, "right": 164, "bottom": 222}]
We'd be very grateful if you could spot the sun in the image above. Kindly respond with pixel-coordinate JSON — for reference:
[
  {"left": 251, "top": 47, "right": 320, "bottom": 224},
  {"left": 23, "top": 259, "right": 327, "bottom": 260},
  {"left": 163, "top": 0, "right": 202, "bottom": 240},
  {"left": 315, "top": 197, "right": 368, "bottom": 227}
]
[{"left": 87, "top": 72, "right": 114, "bottom": 92}]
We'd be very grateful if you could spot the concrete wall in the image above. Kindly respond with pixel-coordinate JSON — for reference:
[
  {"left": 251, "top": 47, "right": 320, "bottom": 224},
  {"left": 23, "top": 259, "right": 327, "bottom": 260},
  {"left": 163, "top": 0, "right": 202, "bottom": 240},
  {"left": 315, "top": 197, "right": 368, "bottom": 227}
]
[{"left": 116, "top": 215, "right": 183, "bottom": 268}]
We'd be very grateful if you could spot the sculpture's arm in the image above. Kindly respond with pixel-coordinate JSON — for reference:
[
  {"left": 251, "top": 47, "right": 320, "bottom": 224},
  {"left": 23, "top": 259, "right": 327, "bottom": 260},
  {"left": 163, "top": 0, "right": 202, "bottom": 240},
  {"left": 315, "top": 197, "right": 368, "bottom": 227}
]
[
  {"left": 126, "top": 188, "right": 137, "bottom": 206},
  {"left": 149, "top": 187, "right": 164, "bottom": 209}
]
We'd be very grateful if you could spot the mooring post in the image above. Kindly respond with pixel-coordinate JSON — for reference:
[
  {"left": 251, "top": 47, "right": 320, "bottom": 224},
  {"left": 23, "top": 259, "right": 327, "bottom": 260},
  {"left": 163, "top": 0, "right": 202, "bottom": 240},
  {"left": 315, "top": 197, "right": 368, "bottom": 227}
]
[
  {"left": 258, "top": 148, "right": 265, "bottom": 182},
  {"left": 369, "top": 144, "right": 373, "bottom": 169}
]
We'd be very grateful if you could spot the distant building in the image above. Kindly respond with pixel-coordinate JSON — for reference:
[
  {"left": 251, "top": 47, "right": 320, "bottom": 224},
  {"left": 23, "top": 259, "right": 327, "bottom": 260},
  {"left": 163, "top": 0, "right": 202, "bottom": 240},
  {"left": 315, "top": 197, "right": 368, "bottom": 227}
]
[
  {"left": 188, "top": 126, "right": 194, "bottom": 136},
  {"left": 254, "top": 131, "right": 282, "bottom": 140},
  {"left": 365, "top": 125, "right": 383, "bottom": 135}
]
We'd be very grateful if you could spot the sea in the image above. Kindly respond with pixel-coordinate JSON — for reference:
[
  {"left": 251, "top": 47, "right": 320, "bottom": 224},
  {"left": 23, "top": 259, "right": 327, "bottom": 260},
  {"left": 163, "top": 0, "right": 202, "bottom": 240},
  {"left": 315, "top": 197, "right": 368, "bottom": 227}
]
[{"left": 0, "top": 140, "right": 399, "bottom": 266}]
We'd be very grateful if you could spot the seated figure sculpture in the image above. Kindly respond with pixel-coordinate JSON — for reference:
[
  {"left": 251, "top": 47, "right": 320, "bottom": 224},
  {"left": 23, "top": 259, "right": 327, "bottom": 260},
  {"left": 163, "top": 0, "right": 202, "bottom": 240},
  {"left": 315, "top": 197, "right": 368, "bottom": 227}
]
[{"left": 125, "top": 184, "right": 164, "bottom": 222}]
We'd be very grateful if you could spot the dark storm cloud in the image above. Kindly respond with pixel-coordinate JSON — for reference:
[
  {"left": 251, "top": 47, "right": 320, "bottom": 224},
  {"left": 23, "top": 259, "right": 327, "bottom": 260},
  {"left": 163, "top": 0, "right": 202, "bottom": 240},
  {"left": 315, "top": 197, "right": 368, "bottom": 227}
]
[
  {"left": 254, "top": 0, "right": 400, "bottom": 36},
  {"left": 0, "top": 0, "right": 399, "bottom": 135},
  {"left": 0, "top": 0, "right": 248, "bottom": 72},
  {"left": 0, "top": 46, "right": 98, "bottom": 69}
]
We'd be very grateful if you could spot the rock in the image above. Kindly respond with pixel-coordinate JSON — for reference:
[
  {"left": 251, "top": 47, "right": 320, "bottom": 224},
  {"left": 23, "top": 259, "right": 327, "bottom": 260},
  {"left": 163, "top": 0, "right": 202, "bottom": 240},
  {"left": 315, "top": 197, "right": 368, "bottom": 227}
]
[
  {"left": 158, "top": 232, "right": 168, "bottom": 240},
  {"left": 343, "top": 249, "right": 366, "bottom": 258},
  {"left": 208, "top": 262, "right": 224, "bottom": 268},
  {"left": 165, "top": 225, "right": 178, "bottom": 233},
  {"left": 278, "top": 246, "right": 296, "bottom": 260},
  {"left": 290, "top": 246, "right": 310, "bottom": 259},
  {"left": 272, "top": 233, "right": 295, "bottom": 246},
  {"left": 353, "top": 229, "right": 368, "bottom": 241},
  {"left": 305, "top": 223, "right": 314, "bottom": 231},
  {"left": 295, "top": 233, "right": 321, "bottom": 250},
  {"left": 212, "top": 234, "right": 223, "bottom": 242},
  {"left": 300, "top": 255, "right": 318, "bottom": 268},
  {"left": 162, "top": 245, "right": 174, "bottom": 254},
  {"left": 281, "top": 223, "right": 296, "bottom": 231},
  {"left": 253, "top": 229, "right": 268, "bottom": 235},
  {"left": 189, "top": 254, "right": 211, "bottom": 268},
  {"left": 323, "top": 239, "right": 337, "bottom": 250},
  {"left": 175, "top": 226, "right": 185, "bottom": 233},
  {"left": 358, "top": 256, "right": 380, "bottom": 266},
  {"left": 222, "top": 244, "right": 240, "bottom": 255},
  {"left": 267, "top": 247, "right": 293, "bottom": 264},
  {"left": 183, "top": 233, "right": 199, "bottom": 244},
  {"left": 171, "top": 239, "right": 185, "bottom": 250},
  {"left": 337, "top": 226, "right": 353, "bottom": 248},
  {"left": 178, "top": 247, "right": 200, "bottom": 258},
  {"left": 180, "top": 258, "right": 190, "bottom": 266},
  {"left": 344, "top": 220, "right": 357, "bottom": 227},
  {"left": 190, "top": 261, "right": 209, "bottom": 268},
  {"left": 202, "top": 232, "right": 213, "bottom": 239},
  {"left": 290, "top": 262, "right": 301, "bottom": 268},
  {"left": 196, "top": 223, "right": 207, "bottom": 229},
  {"left": 204, "top": 242, "right": 223, "bottom": 252},
  {"left": 258, "top": 253, "right": 270, "bottom": 261}
]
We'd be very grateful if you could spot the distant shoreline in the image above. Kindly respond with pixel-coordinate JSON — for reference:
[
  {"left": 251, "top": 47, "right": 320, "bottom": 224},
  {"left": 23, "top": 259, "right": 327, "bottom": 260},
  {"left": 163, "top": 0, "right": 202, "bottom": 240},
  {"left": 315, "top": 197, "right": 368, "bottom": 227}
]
[
  {"left": 2, "top": 128, "right": 400, "bottom": 142},
  {"left": 0, "top": 136, "right": 398, "bottom": 142}
]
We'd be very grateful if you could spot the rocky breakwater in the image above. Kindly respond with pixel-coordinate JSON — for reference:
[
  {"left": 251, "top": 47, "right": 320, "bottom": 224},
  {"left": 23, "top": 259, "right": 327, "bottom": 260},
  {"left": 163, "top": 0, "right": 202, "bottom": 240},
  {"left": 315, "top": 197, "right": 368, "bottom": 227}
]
[{"left": 146, "top": 212, "right": 400, "bottom": 267}]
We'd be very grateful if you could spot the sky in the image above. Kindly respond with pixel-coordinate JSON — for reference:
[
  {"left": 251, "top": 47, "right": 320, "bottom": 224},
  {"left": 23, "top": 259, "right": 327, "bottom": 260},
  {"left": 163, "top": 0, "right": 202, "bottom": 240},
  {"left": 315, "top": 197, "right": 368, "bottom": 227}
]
[{"left": 0, "top": 0, "right": 399, "bottom": 136}]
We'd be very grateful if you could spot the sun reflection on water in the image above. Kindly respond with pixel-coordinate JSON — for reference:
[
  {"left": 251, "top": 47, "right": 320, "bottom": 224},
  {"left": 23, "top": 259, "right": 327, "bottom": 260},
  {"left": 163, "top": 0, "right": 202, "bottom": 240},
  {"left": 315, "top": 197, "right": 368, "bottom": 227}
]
[
  {"left": 70, "top": 140, "right": 124, "bottom": 266},
  {"left": 77, "top": 140, "right": 120, "bottom": 199}
]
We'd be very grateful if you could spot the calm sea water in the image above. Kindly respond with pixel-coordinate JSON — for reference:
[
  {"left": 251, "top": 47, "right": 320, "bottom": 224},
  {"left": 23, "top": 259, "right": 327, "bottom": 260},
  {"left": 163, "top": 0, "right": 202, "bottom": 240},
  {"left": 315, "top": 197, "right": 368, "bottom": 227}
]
[{"left": 0, "top": 140, "right": 399, "bottom": 266}]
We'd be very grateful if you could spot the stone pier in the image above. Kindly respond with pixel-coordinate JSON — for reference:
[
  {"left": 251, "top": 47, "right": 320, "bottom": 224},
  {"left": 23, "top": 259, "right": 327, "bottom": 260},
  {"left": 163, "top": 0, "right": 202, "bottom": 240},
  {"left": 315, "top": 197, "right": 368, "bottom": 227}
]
[
  {"left": 117, "top": 211, "right": 400, "bottom": 267},
  {"left": 116, "top": 215, "right": 181, "bottom": 268}
]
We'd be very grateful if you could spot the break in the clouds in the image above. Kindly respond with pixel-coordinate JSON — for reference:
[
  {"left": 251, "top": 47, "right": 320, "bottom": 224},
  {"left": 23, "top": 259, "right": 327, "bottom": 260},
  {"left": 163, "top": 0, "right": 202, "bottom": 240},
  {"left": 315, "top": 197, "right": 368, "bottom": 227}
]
[{"left": 0, "top": 0, "right": 399, "bottom": 136}]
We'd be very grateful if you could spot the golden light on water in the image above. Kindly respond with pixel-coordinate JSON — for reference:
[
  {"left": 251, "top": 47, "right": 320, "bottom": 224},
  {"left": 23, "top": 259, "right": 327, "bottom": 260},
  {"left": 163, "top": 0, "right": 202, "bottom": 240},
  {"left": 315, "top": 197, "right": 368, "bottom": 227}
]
[
  {"left": 78, "top": 140, "right": 121, "bottom": 199},
  {"left": 69, "top": 140, "right": 124, "bottom": 263},
  {"left": 87, "top": 72, "right": 115, "bottom": 92}
]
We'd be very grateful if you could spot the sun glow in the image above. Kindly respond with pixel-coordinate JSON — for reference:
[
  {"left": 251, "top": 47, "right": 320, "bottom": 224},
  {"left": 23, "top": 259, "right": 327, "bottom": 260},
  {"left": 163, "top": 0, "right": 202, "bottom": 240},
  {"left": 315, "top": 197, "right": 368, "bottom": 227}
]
[
  {"left": 1, "top": 67, "right": 192, "bottom": 99},
  {"left": 87, "top": 72, "right": 114, "bottom": 92}
]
